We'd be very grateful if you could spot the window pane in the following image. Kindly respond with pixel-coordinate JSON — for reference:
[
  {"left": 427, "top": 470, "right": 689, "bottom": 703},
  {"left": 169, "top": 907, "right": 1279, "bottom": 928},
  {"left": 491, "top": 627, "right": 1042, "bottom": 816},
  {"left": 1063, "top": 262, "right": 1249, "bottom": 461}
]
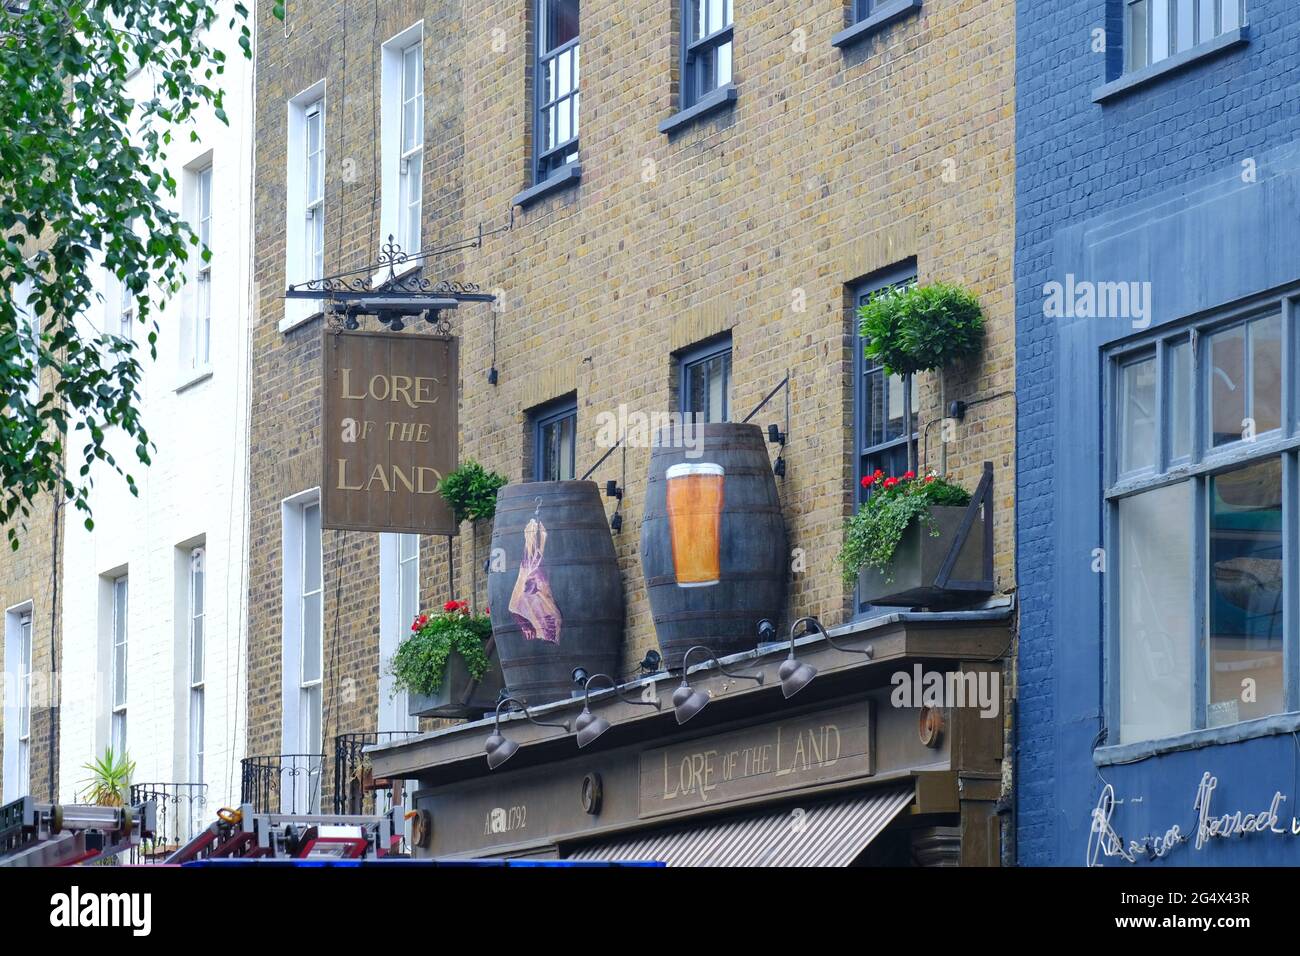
[
  {"left": 1208, "top": 458, "right": 1283, "bottom": 727},
  {"left": 303, "top": 502, "right": 321, "bottom": 592},
  {"left": 1118, "top": 482, "right": 1193, "bottom": 743},
  {"left": 1208, "top": 324, "right": 1246, "bottom": 447},
  {"left": 1221, "top": 0, "right": 1240, "bottom": 31},
  {"left": 1249, "top": 312, "right": 1282, "bottom": 435},
  {"left": 1119, "top": 357, "right": 1157, "bottom": 473},
  {"left": 717, "top": 40, "right": 732, "bottom": 86},
  {"left": 302, "top": 591, "right": 321, "bottom": 683},
  {"left": 1151, "top": 0, "right": 1170, "bottom": 62},
  {"left": 1169, "top": 340, "right": 1192, "bottom": 460},
  {"left": 886, "top": 372, "right": 907, "bottom": 441},
  {"left": 559, "top": 415, "right": 575, "bottom": 480},
  {"left": 191, "top": 615, "right": 204, "bottom": 685},
  {"left": 542, "top": 0, "right": 579, "bottom": 53},
  {"left": 190, "top": 689, "right": 204, "bottom": 781},
  {"left": 1128, "top": 0, "right": 1150, "bottom": 70},
  {"left": 1197, "top": 0, "right": 1216, "bottom": 42},
  {"left": 693, "top": 0, "right": 706, "bottom": 40},
  {"left": 1175, "top": 0, "right": 1195, "bottom": 51},
  {"left": 864, "top": 369, "right": 885, "bottom": 447}
]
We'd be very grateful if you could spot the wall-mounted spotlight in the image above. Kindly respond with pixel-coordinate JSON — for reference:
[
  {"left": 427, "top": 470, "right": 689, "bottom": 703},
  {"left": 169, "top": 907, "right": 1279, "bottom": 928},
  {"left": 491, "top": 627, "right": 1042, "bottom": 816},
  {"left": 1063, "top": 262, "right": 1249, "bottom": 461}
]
[
  {"left": 606, "top": 479, "right": 624, "bottom": 533},
  {"left": 484, "top": 696, "right": 571, "bottom": 770},
  {"left": 487, "top": 367, "right": 499, "bottom": 385},
  {"left": 778, "top": 616, "right": 874, "bottom": 700},
  {"left": 638, "top": 649, "right": 662, "bottom": 676},
  {"left": 574, "top": 674, "right": 663, "bottom": 748},
  {"left": 768, "top": 423, "right": 787, "bottom": 445},
  {"left": 773, "top": 456, "right": 786, "bottom": 478},
  {"left": 673, "top": 645, "right": 764, "bottom": 725}
]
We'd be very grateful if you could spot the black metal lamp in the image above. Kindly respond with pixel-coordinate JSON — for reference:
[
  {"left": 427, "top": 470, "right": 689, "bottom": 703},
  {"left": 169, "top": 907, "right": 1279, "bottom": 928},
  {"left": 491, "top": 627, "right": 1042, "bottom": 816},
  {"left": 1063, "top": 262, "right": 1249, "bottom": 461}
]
[
  {"left": 779, "top": 616, "right": 873, "bottom": 700},
  {"left": 673, "top": 645, "right": 764, "bottom": 725},
  {"left": 574, "top": 674, "right": 662, "bottom": 748},
  {"left": 484, "top": 696, "right": 571, "bottom": 770}
]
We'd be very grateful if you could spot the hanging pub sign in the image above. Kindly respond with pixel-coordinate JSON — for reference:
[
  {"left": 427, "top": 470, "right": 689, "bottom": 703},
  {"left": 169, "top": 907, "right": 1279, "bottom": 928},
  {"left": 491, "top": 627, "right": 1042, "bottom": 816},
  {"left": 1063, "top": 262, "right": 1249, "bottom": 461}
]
[{"left": 321, "top": 329, "right": 458, "bottom": 536}]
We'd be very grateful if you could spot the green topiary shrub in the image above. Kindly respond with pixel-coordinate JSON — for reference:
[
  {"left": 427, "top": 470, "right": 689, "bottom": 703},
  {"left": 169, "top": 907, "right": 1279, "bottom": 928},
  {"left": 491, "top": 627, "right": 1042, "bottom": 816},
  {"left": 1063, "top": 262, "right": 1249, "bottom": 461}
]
[
  {"left": 437, "top": 460, "right": 508, "bottom": 524},
  {"left": 857, "top": 282, "right": 985, "bottom": 376}
]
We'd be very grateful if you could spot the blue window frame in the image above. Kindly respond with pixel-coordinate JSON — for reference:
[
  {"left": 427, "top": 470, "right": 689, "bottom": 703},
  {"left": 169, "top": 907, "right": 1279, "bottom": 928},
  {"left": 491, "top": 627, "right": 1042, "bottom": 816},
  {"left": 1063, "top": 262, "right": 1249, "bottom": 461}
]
[
  {"left": 679, "top": 336, "right": 732, "bottom": 423},
  {"left": 681, "top": 0, "right": 733, "bottom": 109},
  {"left": 1104, "top": 292, "right": 1298, "bottom": 747},
  {"left": 532, "top": 396, "right": 578, "bottom": 481},
  {"left": 853, "top": 265, "right": 918, "bottom": 505},
  {"left": 534, "top": 0, "right": 580, "bottom": 183},
  {"left": 851, "top": 265, "right": 918, "bottom": 618},
  {"left": 1124, "top": 0, "right": 1244, "bottom": 73}
]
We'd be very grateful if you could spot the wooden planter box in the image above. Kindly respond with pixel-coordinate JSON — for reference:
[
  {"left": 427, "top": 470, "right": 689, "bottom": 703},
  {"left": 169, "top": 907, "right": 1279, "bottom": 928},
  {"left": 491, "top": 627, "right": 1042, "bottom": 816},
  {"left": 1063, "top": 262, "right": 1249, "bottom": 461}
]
[
  {"left": 408, "top": 639, "right": 506, "bottom": 720},
  {"left": 858, "top": 463, "right": 996, "bottom": 609}
]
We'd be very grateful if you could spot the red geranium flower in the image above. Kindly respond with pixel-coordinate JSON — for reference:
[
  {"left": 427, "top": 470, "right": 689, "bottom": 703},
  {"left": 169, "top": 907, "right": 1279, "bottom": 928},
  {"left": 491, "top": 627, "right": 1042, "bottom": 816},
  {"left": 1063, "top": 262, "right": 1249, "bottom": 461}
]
[
  {"left": 883, "top": 477, "right": 899, "bottom": 489},
  {"left": 443, "top": 600, "right": 460, "bottom": 612},
  {"left": 412, "top": 613, "right": 428, "bottom": 631},
  {"left": 873, "top": 469, "right": 884, "bottom": 482},
  {"left": 903, "top": 470, "right": 915, "bottom": 480},
  {"left": 860, "top": 476, "right": 871, "bottom": 489},
  {"left": 925, "top": 475, "right": 935, "bottom": 483}
]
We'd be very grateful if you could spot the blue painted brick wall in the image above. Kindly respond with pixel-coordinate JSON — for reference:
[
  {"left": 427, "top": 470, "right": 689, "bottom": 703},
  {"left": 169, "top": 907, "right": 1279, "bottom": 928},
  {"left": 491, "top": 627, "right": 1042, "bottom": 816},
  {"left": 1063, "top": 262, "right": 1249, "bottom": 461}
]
[{"left": 1015, "top": 1, "right": 1300, "bottom": 865}]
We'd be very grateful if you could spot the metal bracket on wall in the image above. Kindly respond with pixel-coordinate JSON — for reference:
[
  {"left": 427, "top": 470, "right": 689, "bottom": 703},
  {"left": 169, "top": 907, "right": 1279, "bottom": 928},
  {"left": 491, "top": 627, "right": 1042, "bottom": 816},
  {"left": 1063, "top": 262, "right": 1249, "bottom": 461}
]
[{"left": 932, "top": 461, "right": 995, "bottom": 593}]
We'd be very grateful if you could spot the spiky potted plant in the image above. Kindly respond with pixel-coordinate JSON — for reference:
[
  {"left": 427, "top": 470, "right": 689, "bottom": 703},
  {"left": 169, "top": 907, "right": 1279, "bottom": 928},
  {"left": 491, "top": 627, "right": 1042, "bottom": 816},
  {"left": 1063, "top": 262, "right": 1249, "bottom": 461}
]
[
  {"left": 391, "top": 600, "right": 505, "bottom": 719},
  {"left": 80, "top": 748, "right": 135, "bottom": 806}
]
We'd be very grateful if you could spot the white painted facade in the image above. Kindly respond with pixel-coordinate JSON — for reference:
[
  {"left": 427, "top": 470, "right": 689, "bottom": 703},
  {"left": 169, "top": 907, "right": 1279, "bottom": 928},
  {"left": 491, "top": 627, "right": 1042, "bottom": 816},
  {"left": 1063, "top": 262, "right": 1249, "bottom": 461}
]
[{"left": 57, "top": 4, "right": 253, "bottom": 826}]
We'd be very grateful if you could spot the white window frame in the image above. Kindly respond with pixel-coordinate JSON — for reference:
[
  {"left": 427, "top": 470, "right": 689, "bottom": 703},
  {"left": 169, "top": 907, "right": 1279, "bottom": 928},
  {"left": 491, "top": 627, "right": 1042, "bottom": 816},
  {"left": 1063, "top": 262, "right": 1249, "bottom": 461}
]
[
  {"left": 192, "top": 164, "right": 212, "bottom": 370},
  {"left": 379, "top": 22, "right": 424, "bottom": 273},
  {"left": 378, "top": 533, "right": 421, "bottom": 737},
  {"left": 111, "top": 575, "right": 128, "bottom": 758},
  {"left": 3, "top": 601, "right": 34, "bottom": 801},
  {"left": 13, "top": 274, "right": 39, "bottom": 407},
  {"left": 280, "top": 489, "right": 323, "bottom": 813},
  {"left": 282, "top": 81, "right": 327, "bottom": 333},
  {"left": 187, "top": 547, "right": 205, "bottom": 788}
]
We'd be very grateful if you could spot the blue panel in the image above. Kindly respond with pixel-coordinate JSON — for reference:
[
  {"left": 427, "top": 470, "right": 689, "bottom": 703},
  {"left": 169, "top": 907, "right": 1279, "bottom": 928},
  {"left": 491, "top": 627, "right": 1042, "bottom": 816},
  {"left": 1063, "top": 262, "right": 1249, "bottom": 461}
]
[{"left": 1016, "top": 0, "right": 1300, "bottom": 865}]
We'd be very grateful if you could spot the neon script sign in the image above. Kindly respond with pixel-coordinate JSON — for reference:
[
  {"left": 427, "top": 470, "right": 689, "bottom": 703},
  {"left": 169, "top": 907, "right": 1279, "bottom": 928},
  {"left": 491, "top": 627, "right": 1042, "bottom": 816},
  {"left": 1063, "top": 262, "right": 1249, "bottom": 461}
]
[{"left": 1087, "top": 772, "right": 1294, "bottom": 865}]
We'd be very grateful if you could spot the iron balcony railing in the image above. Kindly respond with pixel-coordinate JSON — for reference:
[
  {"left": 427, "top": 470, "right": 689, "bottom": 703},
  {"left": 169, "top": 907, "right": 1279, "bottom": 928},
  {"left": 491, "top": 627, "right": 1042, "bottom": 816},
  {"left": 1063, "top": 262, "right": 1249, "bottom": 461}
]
[
  {"left": 128, "top": 782, "right": 208, "bottom": 864},
  {"left": 240, "top": 754, "right": 326, "bottom": 815},
  {"left": 334, "top": 731, "right": 421, "bottom": 815}
]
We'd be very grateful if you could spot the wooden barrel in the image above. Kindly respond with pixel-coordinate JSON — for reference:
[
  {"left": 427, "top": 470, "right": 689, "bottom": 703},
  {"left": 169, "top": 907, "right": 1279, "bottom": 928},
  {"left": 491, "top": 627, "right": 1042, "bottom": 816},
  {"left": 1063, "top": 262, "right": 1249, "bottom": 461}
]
[
  {"left": 641, "top": 422, "right": 788, "bottom": 670},
  {"left": 488, "top": 481, "right": 624, "bottom": 705}
]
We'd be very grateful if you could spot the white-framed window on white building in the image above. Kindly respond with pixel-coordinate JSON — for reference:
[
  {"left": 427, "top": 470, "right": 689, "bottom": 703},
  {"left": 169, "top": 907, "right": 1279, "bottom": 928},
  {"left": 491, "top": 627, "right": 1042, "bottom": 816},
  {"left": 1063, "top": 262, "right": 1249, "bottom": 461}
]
[
  {"left": 281, "top": 491, "right": 323, "bottom": 813},
  {"left": 3, "top": 602, "right": 34, "bottom": 801},
  {"left": 381, "top": 25, "right": 424, "bottom": 260},
  {"left": 184, "top": 161, "right": 213, "bottom": 371},
  {"left": 12, "top": 274, "right": 39, "bottom": 408},
  {"left": 187, "top": 547, "right": 205, "bottom": 787},
  {"left": 111, "top": 575, "right": 128, "bottom": 757},
  {"left": 284, "top": 83, "right": 326, "bottom": 331},
  {"left": 379, "top": 533, "right": 421, "bottom": 735}
]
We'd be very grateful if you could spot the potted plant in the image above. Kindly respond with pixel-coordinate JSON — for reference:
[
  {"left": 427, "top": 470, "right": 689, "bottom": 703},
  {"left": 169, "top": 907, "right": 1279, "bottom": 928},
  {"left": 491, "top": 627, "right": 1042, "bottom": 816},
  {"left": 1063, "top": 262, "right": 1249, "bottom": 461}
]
[
  {"left": 839, "top": 469, "right": 992, "bottom": 608},
  {"left": 858, "top": 282, "right": 985, "bottom": 468},
  {"left": 437, "top": 460, "right": 508, "bottom": 608},
  {"left": 80, "top": 748, "right": 135, "bottom": 807},
  {"left": 391, "top": 599, "right": 505, "bottom": 719}
]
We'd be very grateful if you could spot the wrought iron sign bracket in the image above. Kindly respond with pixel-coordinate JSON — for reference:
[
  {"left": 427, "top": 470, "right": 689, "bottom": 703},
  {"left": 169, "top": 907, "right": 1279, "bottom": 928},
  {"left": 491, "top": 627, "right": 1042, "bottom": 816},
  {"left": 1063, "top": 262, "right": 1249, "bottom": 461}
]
[{"left": 286, "top": 225, "right": 507, "bottom": 332}]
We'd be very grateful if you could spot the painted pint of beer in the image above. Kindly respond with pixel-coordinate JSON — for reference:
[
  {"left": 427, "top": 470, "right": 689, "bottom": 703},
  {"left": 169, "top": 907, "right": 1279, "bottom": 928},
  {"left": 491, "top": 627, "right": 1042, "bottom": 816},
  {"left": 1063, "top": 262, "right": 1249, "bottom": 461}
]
[{"left": 665, "top": 462, "right": 725, "bottom": 587}]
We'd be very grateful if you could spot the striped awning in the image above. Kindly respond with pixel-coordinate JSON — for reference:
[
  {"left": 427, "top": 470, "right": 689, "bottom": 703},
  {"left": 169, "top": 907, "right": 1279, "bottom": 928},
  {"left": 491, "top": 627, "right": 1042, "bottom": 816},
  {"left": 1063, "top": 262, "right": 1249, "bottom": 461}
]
[{"left": 565, "top": 785, "right": 914, "bottom": 867}]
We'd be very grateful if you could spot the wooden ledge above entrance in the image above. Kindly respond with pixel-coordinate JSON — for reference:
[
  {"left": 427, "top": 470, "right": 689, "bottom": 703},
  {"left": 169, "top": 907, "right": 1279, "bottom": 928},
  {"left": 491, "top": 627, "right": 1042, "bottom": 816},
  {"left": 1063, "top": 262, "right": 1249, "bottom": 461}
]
[{"left": 368, "top": 604, "right": 1013, "bottom": 787}]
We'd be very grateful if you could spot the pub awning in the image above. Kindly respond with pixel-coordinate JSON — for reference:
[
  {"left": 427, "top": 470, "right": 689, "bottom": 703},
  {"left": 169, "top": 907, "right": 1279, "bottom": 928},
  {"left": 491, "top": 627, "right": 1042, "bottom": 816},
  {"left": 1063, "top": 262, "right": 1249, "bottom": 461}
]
[{"left": 564, "top": 785, "right": 915, "bottom": 867}]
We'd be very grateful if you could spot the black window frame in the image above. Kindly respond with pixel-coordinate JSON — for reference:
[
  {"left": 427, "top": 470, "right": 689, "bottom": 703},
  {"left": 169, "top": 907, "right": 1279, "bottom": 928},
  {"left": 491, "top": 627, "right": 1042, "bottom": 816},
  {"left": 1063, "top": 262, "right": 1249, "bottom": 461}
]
[
  {"left": 681, "top": 0, "right": 734, "bottom": 109},
  {"left": 533, "top": 0, "right": 581, "bottom": 184},
  {"left": 678, "top": 335, "right": 733, "bottom": 424},
  {"left": 532, "top": 395, "right": 578, "bottom": 482}
]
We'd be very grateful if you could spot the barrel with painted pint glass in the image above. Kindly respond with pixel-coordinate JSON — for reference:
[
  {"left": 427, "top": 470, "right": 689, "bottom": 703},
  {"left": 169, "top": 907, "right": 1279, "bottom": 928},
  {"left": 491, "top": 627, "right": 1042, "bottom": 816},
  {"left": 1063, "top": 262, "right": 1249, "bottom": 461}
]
[
  {"left": 641, "top": 423, "right": 788, "bottom": 670},
  {"left": 488, "top": 481, "right": 624, "bottom": 706}
]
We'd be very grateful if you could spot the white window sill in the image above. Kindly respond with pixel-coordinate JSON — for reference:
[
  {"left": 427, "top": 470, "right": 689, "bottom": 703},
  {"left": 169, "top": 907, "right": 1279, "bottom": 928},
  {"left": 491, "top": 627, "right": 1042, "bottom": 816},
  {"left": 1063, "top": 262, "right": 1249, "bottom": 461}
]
[
  {"left": 1092, "top": 26, "right": 1250, "bottom": 103},
  {"left": 175, "top": 367, "right": 213, "bottom": 394},
  {"left": 279, "top": 308, "right": 324, "bottom": 334}
]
